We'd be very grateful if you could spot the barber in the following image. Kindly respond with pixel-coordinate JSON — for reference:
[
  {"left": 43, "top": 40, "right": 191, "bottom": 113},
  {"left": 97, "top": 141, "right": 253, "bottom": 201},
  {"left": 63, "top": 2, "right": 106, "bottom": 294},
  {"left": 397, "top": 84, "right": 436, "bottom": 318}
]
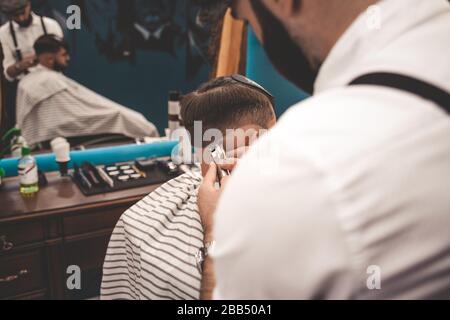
[
  {"left": 198, "top": 0, "right": 450, "bottom": 299},
  {"left": 0, "top": 0, "right": 63, "bottom": 129}
]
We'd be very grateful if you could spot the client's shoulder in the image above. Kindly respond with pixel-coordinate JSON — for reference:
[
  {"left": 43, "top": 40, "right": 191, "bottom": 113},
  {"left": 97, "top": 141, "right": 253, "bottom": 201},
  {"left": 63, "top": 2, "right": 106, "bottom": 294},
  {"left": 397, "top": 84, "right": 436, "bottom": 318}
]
[
  {"left": 19, "top": 66, "right": 57, "bottom": 83},
  {"left": 18, "top": 67, "right": 66, "bottom": 92},
  {"left": 120, "top": 171, "right": 203, "bottom": 240},
  {"left": 151, "top": 171, "right": 202, "bottom": 202},
  {"left": 125, "top": 171, "right": 202, "bottom": 216}
]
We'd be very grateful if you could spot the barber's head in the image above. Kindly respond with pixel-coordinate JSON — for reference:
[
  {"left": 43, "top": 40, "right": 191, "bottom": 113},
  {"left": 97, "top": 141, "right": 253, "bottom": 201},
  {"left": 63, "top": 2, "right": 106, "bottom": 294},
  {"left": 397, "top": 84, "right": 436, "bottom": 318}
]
[
  {"left": 0, "top": 0, "right": 32, "bottom": 27},
  {"left": 34, "top": 35, "right": 70, "bottom": 72},
  {"left": 181, "top": 75, "right": 276, "bottom": 155},
  {"left": 229, "top": 0, "right": 378, "bottom": 93}
]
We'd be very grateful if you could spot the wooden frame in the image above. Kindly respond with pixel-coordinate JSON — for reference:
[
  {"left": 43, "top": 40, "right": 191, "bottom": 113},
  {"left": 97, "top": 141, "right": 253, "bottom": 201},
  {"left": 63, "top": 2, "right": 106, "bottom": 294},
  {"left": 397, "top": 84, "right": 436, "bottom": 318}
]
[
  {"left": 0, "top": 45, "right": 5, "bottom": 137},
  {"left": 214, "top": 9, "right": 247, "bottom": 78}
]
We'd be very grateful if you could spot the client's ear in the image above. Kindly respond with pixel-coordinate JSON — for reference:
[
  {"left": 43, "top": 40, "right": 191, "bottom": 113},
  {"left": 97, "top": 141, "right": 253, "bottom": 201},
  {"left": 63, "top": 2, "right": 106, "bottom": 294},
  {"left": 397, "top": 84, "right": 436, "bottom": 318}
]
[
  {"left": 242, "top": 128, "right": 261, "bottom": 147},
  {"left": 225, "top": 128, "right": 260, "bottom": 159},
  {"left": 224, "top": 124, "right": 264, "bottom": 156},
  {"left": 38, "top": 53, "right": 54, "bottom": 67}
]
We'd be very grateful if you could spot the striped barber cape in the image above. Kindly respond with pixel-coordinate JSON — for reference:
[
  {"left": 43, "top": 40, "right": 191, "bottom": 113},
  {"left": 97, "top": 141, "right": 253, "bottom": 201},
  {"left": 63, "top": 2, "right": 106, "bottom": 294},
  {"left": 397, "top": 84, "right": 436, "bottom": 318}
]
[
  {"left": 101, "top": 170, "right": 204, "bottom": 300},
  {"left": 16, "top": 65, "right": 159, "bottom": 145}
]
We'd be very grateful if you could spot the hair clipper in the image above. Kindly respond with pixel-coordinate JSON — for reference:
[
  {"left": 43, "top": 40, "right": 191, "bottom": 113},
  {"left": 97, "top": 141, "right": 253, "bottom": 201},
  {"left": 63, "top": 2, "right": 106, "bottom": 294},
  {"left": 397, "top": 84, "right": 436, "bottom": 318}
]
[{"left": 210, "top": 144, "right": 231, "bottom": 182}]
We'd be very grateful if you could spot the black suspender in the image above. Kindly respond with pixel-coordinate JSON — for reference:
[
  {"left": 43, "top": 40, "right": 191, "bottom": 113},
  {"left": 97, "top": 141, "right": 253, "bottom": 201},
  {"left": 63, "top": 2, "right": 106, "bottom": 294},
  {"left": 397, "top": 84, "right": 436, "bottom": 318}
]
[
  {"left": 350, "top": 72, "right": 450, "bottom": 115},
  {"left": 9, "top": 20, "right": 22, "bottom": 61},
  {"left": 9, "top": 15, "right": 48, "bottom": 62},
  {"left": 40, "top": 16, "right": 48, "bottom": 35}
]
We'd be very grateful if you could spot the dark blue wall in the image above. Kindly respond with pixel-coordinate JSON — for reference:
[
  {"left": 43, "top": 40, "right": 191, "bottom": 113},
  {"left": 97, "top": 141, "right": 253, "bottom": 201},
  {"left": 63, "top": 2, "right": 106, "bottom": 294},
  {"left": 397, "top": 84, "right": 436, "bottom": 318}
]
[{"left": 246, "top": 28, "right": 309, "bottom": 117}]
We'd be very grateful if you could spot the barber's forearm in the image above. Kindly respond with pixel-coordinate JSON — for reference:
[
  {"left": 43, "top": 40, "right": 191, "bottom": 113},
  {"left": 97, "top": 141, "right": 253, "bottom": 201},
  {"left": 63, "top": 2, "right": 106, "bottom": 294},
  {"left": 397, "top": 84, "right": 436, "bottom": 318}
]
[
  {"left": 6, "top": 55, "right": 37, "bottom": 79},
  {"left": 200, "top": 256, "right": 216, "bottom": 300},
  {"left": 200, "top": 232, "right": 216, "bottom": 300}
]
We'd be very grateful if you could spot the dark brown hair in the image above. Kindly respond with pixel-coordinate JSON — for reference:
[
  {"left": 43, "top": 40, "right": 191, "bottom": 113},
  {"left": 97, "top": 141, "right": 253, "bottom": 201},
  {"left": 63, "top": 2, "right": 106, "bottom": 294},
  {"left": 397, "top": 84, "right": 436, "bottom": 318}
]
[
  {"left": 34, "top": 34, "right": 69, "bottom": 56},
  {"left": 180, "top": 76, "right": 275, "bottom": 148}
]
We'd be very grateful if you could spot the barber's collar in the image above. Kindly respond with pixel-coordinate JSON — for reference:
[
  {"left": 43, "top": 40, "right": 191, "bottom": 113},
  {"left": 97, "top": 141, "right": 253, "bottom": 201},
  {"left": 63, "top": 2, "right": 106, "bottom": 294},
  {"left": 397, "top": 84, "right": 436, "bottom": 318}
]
[{"left": 313, "top": 0, "right": 447, "bottom": 95}]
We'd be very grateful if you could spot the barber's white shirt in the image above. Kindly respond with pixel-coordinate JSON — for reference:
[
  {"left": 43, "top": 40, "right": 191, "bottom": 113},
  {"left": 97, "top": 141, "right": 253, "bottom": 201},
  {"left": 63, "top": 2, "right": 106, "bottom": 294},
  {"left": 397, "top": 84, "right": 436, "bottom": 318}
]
[
  {"left": 0, "top": 12, "right": 63, "bottom": 81},
  {"left": 213, "top": 0, "right": 450, "bottom": 300}
]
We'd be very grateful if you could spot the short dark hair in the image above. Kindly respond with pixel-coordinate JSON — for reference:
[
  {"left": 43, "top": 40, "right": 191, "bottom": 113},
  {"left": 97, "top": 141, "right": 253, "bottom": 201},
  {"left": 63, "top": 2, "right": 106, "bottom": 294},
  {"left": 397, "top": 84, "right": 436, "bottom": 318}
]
[
  {"left": 180, "top": 76, "right": 276, "bottom": 148},
  {"left": 34, "top": 34, "right": 69, "bottom": 56}
]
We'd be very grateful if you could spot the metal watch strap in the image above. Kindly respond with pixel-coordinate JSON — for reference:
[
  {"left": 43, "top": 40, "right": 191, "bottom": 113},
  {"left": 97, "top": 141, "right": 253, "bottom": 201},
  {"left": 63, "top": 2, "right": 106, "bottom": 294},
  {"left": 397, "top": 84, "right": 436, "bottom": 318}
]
[{"left": 196, "top": 241, "right": 216, "bottom": 273}]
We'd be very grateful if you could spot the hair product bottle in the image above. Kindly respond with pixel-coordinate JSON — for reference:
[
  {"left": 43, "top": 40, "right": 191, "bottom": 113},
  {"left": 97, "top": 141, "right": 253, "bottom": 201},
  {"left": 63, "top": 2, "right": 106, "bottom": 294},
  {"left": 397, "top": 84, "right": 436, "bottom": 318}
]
[{"left": 18, "top": 147, "right": 39, "bottom": 196}]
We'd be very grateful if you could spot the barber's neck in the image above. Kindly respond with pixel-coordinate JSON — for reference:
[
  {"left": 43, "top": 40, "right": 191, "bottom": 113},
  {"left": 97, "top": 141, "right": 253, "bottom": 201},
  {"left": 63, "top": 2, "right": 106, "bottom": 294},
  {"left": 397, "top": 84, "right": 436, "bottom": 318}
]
[{"left": 289, "top": 0, "right": 380, "bottom": 69}]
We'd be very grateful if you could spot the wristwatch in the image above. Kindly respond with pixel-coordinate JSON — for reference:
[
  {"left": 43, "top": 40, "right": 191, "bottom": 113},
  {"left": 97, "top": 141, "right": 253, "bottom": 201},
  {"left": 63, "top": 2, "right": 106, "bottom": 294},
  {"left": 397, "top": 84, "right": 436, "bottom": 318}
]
[
  {"left": 195, "top": 241, "right": 216, "bottom": 273},
  {"left": 15, "top": 62, "right": 22, "bottom": 71}
]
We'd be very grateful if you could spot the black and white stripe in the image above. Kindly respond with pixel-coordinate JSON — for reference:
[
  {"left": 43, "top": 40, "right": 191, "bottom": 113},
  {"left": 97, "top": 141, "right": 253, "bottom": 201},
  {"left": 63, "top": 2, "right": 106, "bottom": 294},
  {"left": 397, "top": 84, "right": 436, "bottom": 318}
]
[
  {"left": 16, "top": 66, "right": 159, "bottom": 145},
  {"left": 101, "top": 171, "right": 204, "bottom": 300}
]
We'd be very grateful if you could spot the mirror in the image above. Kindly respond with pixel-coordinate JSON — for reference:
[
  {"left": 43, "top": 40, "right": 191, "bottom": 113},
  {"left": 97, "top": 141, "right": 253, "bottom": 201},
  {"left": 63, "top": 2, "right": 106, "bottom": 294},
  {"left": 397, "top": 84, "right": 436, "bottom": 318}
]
[{"left": 0, "top": 0, "right": 233, "bottom": 157}]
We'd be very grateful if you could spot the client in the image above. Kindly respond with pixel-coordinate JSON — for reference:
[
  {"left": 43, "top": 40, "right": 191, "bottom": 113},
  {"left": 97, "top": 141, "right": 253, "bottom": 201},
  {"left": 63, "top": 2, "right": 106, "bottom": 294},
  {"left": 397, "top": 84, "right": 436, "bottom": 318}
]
[
  {"left": 101, "top": 75, "right": 276, "bottom": 300},
  {"left": 16, "top": 35, "right": 159, "bottom": 146}
]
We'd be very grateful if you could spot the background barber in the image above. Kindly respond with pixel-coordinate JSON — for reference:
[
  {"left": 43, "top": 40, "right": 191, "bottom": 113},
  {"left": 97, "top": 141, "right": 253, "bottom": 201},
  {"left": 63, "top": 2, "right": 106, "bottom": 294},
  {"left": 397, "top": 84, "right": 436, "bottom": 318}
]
[
  {"left": 198, "top": 0, "right": 450, "bottom": 300},
  {"left": 0, "top": 0, "right": 63, "bottom": 131}
]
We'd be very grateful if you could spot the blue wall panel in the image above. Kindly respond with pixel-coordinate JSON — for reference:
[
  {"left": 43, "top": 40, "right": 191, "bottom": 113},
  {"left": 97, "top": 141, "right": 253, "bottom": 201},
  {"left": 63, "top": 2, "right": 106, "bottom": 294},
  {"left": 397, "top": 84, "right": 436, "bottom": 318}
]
[{"left": 246, "top": 28, "right": 309, "bottom": 117}]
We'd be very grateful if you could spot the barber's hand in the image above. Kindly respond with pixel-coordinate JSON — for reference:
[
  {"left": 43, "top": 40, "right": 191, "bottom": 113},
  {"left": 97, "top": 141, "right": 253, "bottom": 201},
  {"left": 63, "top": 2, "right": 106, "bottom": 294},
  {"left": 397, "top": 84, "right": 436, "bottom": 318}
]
[
  {"left": 17, "top": 55, "right": 37, "bottom": 71},
  {"left": 198, "top": 159, "right": 239, "bottom": 241}
]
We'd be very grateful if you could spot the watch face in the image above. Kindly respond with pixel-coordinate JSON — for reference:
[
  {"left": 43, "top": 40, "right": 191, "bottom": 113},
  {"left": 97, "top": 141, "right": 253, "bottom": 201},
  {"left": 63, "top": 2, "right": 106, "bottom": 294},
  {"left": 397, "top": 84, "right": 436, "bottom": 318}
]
[
  {"left": 196, "top": 248, "right": 206, "bottom": 262},
  {"left": 195, "top": 249, "right": 206, "bottom": 273}
]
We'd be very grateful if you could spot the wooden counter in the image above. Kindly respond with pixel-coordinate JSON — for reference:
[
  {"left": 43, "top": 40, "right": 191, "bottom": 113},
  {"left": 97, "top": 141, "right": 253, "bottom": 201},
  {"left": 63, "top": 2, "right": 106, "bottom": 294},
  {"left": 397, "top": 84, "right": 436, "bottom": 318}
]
[{"left": 0, "top": 171, "right": 161, "bottom": 300}]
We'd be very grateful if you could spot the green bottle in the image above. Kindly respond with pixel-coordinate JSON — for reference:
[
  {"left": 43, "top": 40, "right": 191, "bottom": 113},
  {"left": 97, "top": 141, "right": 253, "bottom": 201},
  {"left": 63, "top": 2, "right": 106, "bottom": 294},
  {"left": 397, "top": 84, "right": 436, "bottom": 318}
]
[
  {"left": 18, "top": 147, "right": 39, "bottom": 196},
  {"left": 0, "top": 167, "right": 5, "bottom": 188}
]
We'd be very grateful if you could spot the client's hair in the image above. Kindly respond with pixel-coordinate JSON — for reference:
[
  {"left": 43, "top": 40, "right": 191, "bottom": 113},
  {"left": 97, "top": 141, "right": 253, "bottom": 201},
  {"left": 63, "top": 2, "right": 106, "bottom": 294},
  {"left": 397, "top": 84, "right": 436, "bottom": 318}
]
[
  {"left": 34, "top": 34, "right": 69, "bottom": 56},
  {"left": 181, "top": 76, "right": 275, "bottom": 148}
]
